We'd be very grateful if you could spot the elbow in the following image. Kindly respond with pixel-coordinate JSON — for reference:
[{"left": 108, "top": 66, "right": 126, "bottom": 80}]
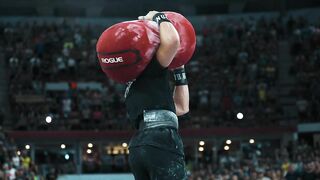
[
  {"left": 176, "top": 106, "right": 189, "bottom": 117},
  {"left": 180, "top": 109, "right": 189, "bottom": 116},
  {"left": 182, "top": 107, "right": 189, "bottom": 115},
  {"left": 163, "top": 32, "right": 180, "bottom": 51}
]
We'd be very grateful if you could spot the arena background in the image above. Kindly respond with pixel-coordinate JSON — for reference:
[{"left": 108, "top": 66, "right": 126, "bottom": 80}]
[{"left": 0, "top": 0, "right": 320, "bottom": 179}]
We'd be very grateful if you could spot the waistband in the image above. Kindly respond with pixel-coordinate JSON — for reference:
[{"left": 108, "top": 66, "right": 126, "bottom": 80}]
[{"left": 138, "top": 110, "right": 178, "bottom": 130}]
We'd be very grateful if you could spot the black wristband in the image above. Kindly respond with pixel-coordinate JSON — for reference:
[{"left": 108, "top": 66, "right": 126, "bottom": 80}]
[
  {"left": 152, "top": 12, "right": 171, "bottom": 25},
  {"left": 173, "top": 67, "right": 188, "bottom": 86},
  {"left": 178, "top": 112, "right": 190, "bottom": 121}
]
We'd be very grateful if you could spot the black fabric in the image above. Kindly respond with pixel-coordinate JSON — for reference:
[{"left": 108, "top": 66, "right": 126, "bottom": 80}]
[
  {"left": 129, "top": 127, "right": 184, "bottom": 156},
  {"left": 129, "top": 143, "right": 187, "bottom": 180},
  {"left": 285, "top": 172, "right": 299, "bottom": 180},
  {"left": 125, "top": 57, "right": 176, "bottom": 128},
  {"left": 152, "top": 12, "right": 171, "bottom": 25},
  {"left": 178, "top": 112, "right": 190, "bottom": 121},
  {"left": 173, "top": 67, "right": 188, "bottom": 86},
  {"left": 301, "top": 172, "right": 317, "bottom": 180}
]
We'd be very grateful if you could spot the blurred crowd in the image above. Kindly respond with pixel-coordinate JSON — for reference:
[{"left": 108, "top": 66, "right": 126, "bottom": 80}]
[
  {"left": 186, "top": 16, "right": 281, "bottom": 128},
  {"left": 1, "top": 20, "right": 130, "bottom": 131},
  {"left": 0, "top": 15, "right": 319, "bottom": 130},
  {"left": 189, "top": 140, "right": 320, "bottom": 180},
  {"left": 0, "top": 128, "right": 44, "bottom": 180},
  {"left": 288, "top": 17, "right": 320, "bottom": 123},
  {"left": 0, "top": 17, "right": 279, "bottom": 130}
]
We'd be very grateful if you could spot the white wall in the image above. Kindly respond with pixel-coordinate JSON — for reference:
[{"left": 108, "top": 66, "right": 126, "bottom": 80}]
[{"left": 298, "top": 122, "right": 320, "bottom": 133}]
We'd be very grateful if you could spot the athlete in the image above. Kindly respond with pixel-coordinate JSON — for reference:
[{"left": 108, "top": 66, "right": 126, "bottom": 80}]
[{"left": 125, "top": 11, "right": 190, "bottom": 180}]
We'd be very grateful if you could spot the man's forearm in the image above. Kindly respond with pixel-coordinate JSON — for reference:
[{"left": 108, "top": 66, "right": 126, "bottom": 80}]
[{"left": 173, "top": 84, "right": 189, "bottom": 116}]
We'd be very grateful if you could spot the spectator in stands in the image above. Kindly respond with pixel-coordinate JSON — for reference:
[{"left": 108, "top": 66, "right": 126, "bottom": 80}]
[
  {"left": 46, "top": 168, "right": 58, "bottom": 180},
  {"left": 0, "top": 143, "right": 6, "bottom": 166},
  {"left": 8, "top": 54, "right": 19, "bottom": 71},
  {"left": 62, "top": 93, "right": 72, "bottom": 118},
  {"left": 56, "top": 54, "right": 67, "bottom": 76},
  {"left": 29, "top": 54, "right": 41, "bottom": 80},
  {"left": 67, "top": 55, "right": 76, "bottom": 77},
  {"left": 21, "top": 151, "right": 31, "bottom": 170},
  {"left": 4, "top": 163, "right": 16, "bottom": 180},
  {"left": 0, "top": 168, "right": 4, "bottom": 179},
  {"left": 296, "top": 96, "right": 309, "bottom": 121},
  {"left": 11, "top": 151, "right": 20, "bottom": 169}
]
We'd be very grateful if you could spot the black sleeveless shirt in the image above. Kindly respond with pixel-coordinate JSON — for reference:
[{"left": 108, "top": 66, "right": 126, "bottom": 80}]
[{"left": 125, "top": 57, "right": 176, "bottom": 128}]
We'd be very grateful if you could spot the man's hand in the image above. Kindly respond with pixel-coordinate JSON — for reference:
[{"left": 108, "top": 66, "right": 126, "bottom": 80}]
[
  {"left": 138, "top": 11, "right": 179, "bottom": 68},
  {"left": 138, "top": 11, "right": 159, "bottom": 21}
]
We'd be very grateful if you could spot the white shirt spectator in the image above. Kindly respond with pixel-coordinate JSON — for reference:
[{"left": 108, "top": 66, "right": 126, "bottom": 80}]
[
  {"left": 82, "top": 108, "right": 91, "bottom": 119},
  {"left": 68, "top": 58, "right": 76, "bottom": 68},
  {"left": 56, "top": 57, "right": 66, "bottom": 70},
  {"left": 62, "top": 48, "right": 69, "bottom": 56},
  {"left": 238, "top": 51, "right": 248, "bottom": 64},
  {"left": 8, "top": 167, "right": 16, "bottom": 180},
  {"left": 296, "top": 99, "right": 308, "bottom": 112},
  {"left": 74, "top": 33, "right": 82, "bottom": 45},
  {"left": 12, "top": 155, "right": 20, "bottom": 168},
  {"left": 9, "top": 56, "right": 19, "bottom": 68},
  {"left": 62, "top": 98, "right": 72, "bottom": 116},
  {"left": 199, "top": 89, "right": 209, "bottom": 106},
  {"left": 30, "top": 56, "right": 41, "bottom": 67},
  {"left": 196, "top": 35, "right": 203, "bottom": 47},
  {"left": 190, "top": 61, "right": 199, "bottom": 73}
]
